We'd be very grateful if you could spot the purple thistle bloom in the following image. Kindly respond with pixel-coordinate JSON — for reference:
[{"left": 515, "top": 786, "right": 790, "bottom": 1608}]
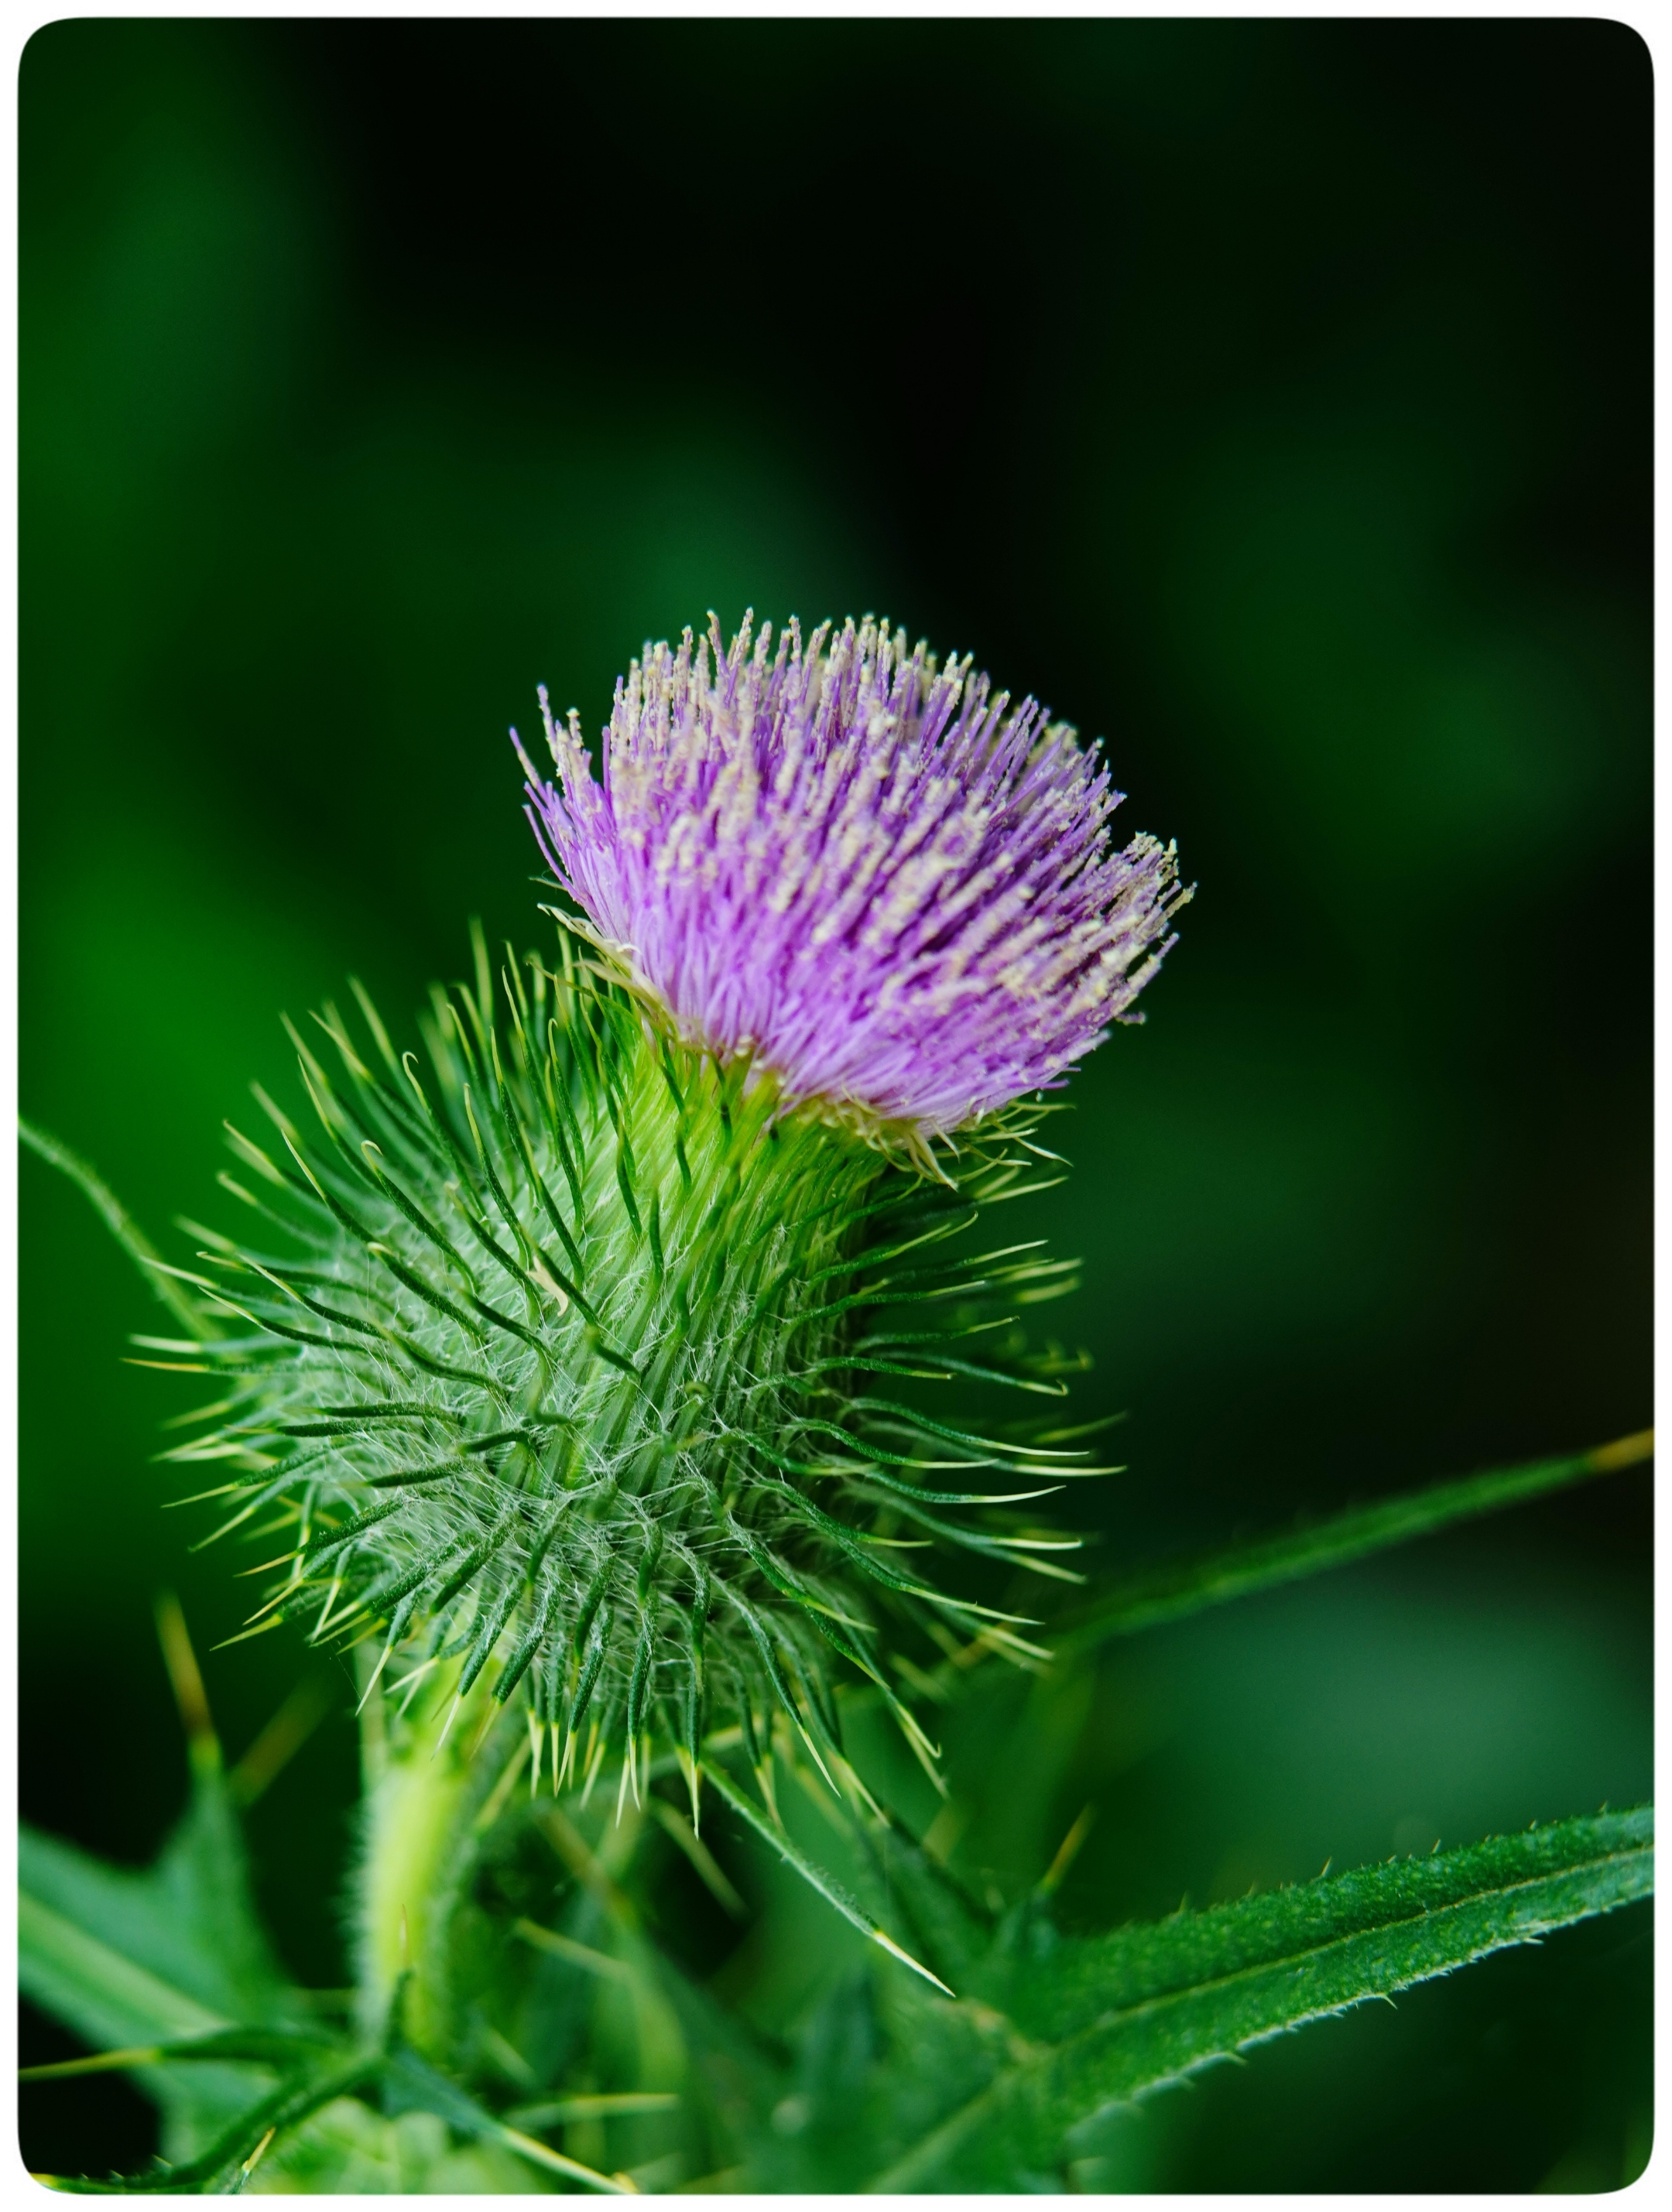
[{"left": 516, "top": 613, "right": 1190, "bottom": 1142}]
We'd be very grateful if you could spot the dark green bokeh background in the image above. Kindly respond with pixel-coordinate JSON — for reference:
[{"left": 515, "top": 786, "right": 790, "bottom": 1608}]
[{"left": 19, "top": 19, "right": 1651, "bottom": 2190}]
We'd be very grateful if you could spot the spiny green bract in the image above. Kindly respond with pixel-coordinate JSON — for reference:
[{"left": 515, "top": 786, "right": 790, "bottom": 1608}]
[{"left": 156, "top": 926, "right": 1097, "bottom": 1805}]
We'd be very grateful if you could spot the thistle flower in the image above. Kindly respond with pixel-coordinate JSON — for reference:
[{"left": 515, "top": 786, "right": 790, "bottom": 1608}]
[
  {"left": 519, "top": 614, "right": 1189, "bottom": 1145},
  {"left": 152, "top": 614, "right": 1185, "bottom": 1838}
]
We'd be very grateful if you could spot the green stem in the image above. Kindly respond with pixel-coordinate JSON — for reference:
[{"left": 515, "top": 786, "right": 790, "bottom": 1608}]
[{"left": 352, "top": 1653, "right": 516, "bottom": 2053}]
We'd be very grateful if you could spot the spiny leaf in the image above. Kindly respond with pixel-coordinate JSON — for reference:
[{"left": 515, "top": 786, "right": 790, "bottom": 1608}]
[
  {"left": 868, "top": 1806, "right": 1653, "bottom": 2190},
  {"left": 39, "top": 2050, "right": 380, "bottom": 2193},
  {"left": 1051, "top": 1429, "right": 1654, "bottom": 1658}
]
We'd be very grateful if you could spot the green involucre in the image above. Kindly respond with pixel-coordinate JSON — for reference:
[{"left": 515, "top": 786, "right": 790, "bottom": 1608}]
[{"left": 163, "top": 927, "right": 1086, "bottom": 1792}]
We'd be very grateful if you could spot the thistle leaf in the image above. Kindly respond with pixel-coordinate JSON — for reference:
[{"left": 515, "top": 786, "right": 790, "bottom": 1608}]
[
  {"left": 19, "top": 1756, "right": 307, "bottom": 2167},
  {"left": 867, "top": 1806, "right": 1654, "bottom": 2189},
  {"left": 1051, "top": 1430, "right": 1653, "bottom": 1658}
]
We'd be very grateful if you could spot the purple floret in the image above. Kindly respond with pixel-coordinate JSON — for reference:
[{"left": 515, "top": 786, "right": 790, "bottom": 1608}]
[{"left": 516, "top": 613, "right": 1189, "bottom": 1141}]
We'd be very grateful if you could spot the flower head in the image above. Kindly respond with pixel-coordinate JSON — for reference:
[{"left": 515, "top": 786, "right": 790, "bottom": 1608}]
[{"left": 518, "top": 613, "right": 1188, "bottom": 1142}]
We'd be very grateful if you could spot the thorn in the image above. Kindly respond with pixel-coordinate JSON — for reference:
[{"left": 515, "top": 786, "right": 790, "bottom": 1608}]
[
  {"left": 869, "top": 1929, "right": 955, "bottom": 1998},
  {"left": 154, "top": 1591, "right": 220, "bottom": 1775},
  {"left": 754, "top": 1756, "right": 781, "bottom": 1830},
  {"left": 355, "top": 1633, "right": 399, "bottom": 1714},
  {"left": 211, "top": 1612, "right": 289, "bottom": 1651},
  {"left": 228, "top": 1675, "right": 334, "bottom": 1807},
  {"left": 310, "top": 1571, "right": 346, "bottom": 1642},
  {"left": 474, "top": 1730, "right": 533, "bottom": 1831},
  {"left": 1318, "top": 1856, "right": 1333, "bottom": 1879},
  {"left": 469, "top": 1693, "right": 501, "bottom": 1759},
  {"left": 435, "top": 1693, "right": 464, "bottom": 1754},
  {"left": 833, "top": 1755, "right": 887, "bottom": 1828},
  {"left": 580, "top": 1727, "right": 606, "bottom": 1806},
  {"left": 1038, "top": 1803, "right": 1096, "bottom": 1896},
  {"left": 676, "top": 1743, "right": 701, "bottom": 1834},
  {"left": 235, "top": 1550, "right": 302, "bottom": 1580},
  {"left": 240, "top": 2128, "right": 276, "bottom": 2185},
  {"left": 395, "top": 1655, "right": 442, "bottom": 1717},
  {"left": 788, "top": 1714, "right": 840, "bottom": 1797}
]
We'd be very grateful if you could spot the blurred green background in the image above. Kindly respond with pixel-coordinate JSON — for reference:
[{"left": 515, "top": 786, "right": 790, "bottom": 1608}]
[{"left": 19, "top": 19, "right": 1650, "bottom": 2190}]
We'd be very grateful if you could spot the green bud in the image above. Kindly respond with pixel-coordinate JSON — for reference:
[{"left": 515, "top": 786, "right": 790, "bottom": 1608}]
[{"left": 166, "top": 925, "right": 1086, "bottom": 1796}]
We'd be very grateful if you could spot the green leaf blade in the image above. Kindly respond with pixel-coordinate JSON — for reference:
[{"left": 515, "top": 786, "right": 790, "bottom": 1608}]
[
  {"left": 869, "top": 1806, "right": 1653, "bottom": 2190},
  {"left": 19, "top": 1766, "right": 307, "bottom": 2169},
  {"left": 1052, "top": 1431, "right": 1653, "bottom": 1657},
  {"left": 18, "top": 1891, "right": 229, "bottom": 2053}
]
